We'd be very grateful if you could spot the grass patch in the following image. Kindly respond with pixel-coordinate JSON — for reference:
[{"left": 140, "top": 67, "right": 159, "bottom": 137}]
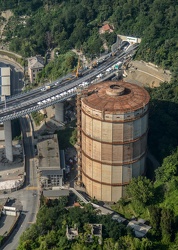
[{"left": 31, "top": 111, "right": 44, "bottom": 126}]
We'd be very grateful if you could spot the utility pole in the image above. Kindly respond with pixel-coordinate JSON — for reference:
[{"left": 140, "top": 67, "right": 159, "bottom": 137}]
[{"left": 4, "top": 95, "right": 6, "bottom": 109}]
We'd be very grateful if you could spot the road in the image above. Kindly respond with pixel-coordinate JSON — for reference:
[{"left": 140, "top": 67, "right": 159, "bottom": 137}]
[
  {"left": 0, "top": 45, "right": 138, "bottom": 123},
  {"left": 0, "top": 59, "right": 39, "bottom": 250},
  {"left": 1, "top": 116, "right": 39, "bottom": 250}
]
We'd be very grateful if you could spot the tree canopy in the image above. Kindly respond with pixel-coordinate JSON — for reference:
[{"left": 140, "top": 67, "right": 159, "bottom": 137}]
[{"left": 0, "top": 0, "right": 177, "bottom": 79}]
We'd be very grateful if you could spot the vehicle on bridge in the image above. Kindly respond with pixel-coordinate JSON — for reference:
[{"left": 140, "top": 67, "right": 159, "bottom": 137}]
[{"left": 41, "top": 85, "right": 51, "bottom": 91}]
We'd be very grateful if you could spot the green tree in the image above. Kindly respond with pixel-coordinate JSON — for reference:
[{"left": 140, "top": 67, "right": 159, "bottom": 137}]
[
  {"left": 160, "top": 208, "right": 175, "bottom": 244},
  {"left": 155, "top": 149, "right": 178, "bottom": 183},
  {"left": 103, "top": 238, "right": 116, "bottom": 250},
  {"left": 148, "top": 205, "right": 161, "bottom": 236},
  {"left": 126, "top": 176, "right": 154, "bottom": 205}
]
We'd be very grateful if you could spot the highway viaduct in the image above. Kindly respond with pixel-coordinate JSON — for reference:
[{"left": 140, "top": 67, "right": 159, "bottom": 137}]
[{"left": 0, "top": 44, "right": 138, "bottom": 161}]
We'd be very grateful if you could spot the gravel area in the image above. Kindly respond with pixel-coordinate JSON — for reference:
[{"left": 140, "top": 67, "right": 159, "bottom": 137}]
[{"left": 125, "top": 60, "right": 171, "bottom": 87}]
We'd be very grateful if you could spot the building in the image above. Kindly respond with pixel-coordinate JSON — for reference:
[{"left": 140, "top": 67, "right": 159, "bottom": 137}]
[
  {"left": 87, "top": 224, "right": 102, "bottom": 244},
  {"left": 66, "top": 225, "right": 78, "bottom": 240},
  {"left": 27, "top": 55, "right": 44, "bottom": 83},
  {"left": 112, "top": 214, "right": 127, "bottom": 223},
  {"left": 37, "top": 134, "right": 64, "bottom": 189},
  {"left": 77, "top": 80, "right": 150, "bottom": 202},
  {"left": 43, "top": 189, "right": 69, "bottom": 200},
  {"left": 99, "top": 24, "right": 114, "bottom": 34},
  {"left": 0, "top": 67, "right": 11, "bottom": 99},
  {"left": 127, "top": 219, "right": 151, "bottom": 237},
  {"left": 0, "top": 67, "right": 11, "bottom": 141}
]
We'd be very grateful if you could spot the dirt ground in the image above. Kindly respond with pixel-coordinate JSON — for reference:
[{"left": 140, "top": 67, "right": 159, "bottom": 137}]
[
  {"left": 125, "top": 60, "right": 171, "bottom": 88},
  {"left": 1, "top": 10, "right": 13, "bottom": 41}
]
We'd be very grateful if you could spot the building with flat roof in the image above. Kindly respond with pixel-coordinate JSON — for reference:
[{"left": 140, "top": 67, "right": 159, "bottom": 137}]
[
  {"left": 37, "top": 134, "right": 64, "bottom": 189},
  {"left": 88, "top": 224, "right": 102, "bottom": 244},
  {"left": 0, "top": 67, "right": 11, "bottom": 144},
  {"left": 0, "top": 67, "right": 11, "bottom": 97},
  {"left": 43, "top": 189, "right": 69, "bottom": 199}
]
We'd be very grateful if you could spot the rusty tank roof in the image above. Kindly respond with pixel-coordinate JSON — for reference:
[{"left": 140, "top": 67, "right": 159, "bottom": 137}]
[{"left": 82, "top": 80, "right": 150, "bottom": 113}]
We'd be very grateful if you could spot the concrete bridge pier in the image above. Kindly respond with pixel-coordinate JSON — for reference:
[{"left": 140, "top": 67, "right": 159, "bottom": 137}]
[
  {"left": 4, "top": 120, "right": 13, "bottom": 162},
  {"left": 55, "top": 102, "right": 64, "bottom": 123}
]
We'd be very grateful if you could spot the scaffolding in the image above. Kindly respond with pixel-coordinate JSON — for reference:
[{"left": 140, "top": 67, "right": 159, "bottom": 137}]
[{"left": 76, "top": 88, "right": 88, "bottom": 185}]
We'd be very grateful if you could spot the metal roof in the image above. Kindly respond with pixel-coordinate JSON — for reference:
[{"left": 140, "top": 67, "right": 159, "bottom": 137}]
[
  {"left": 82, "top": 80, "right": 150, "bottom": 113},
  {"left": 43, "top": 189, "right": 69, "bottom": 197}
]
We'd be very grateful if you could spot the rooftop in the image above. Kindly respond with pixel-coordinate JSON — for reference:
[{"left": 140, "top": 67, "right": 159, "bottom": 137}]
[
  {"left": 82, "top": 80, "right": 150, "bottom": 113},
  {"left": 37, "top": 134, "right": 60, "bottom": 170},
  {"left": 28, "top": 55, "right": 44, "bottom": 69},
  {"left": 127, "top": 220, "right": 151, "bottom": 238},
  {"left": 90, "top": 224, "right": 102, "bottom": 236},
  {"left": 99, "top": 24, "right": 114, "bottom": 34},
  {"left": 112, "top": 214, "right": 127, "bottom": 223},
  {"left": 66, "top": 225, "right": 79, "bottom": 240},
  {"left": 41, "top": 169, "right": 63, "bottom": 176},
  {"left": 43, "top": 189, "right": 69, "bottom": 198},
  {"left": 102, "top": 24, "right": 113, "bottom": 32}
]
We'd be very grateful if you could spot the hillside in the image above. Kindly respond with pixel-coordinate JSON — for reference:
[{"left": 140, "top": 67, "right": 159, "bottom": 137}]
[
  {"left": 0, "top": 1, "right": 178, "bottom": 249},
  {"left": 0, "top": 0, "right": 177, "bottom": 81}
]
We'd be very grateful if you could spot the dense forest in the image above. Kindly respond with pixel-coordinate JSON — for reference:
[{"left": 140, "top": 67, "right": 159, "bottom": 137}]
[
  {"left": 0, "top": 0, "right": 178, "bottom": 249},
  {"left": 0, "top": 0, "right": 177, "bottom": 80}
]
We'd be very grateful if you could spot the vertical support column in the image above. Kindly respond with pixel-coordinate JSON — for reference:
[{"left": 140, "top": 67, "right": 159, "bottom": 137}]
[
  {"left": 4, "top": 120, "right": 13, "bottom": 162},
  {"left": 55, "top": 102, "right": 64, "bottom": 123}
]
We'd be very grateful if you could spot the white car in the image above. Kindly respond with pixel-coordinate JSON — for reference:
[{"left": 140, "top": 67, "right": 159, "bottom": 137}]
[{"left": 41, "top": 87, "right": 46, "bottom": 91}]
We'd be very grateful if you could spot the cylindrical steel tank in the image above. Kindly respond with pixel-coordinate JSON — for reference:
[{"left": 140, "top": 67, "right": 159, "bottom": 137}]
[{"left": 80, "top": 80, "right": 150, "bottom": 202}]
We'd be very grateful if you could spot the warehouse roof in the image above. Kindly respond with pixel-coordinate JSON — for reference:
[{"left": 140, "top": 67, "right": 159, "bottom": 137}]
[{"left": 82, "top": 80, "right": 150, "bottom": 113}]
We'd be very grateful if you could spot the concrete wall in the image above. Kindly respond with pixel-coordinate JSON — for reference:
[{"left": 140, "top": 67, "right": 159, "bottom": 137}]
[{"left": 4, "top": 120, "right": 13, "bottom": 162}]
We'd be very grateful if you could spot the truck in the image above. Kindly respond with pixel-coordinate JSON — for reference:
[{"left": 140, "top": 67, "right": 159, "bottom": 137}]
[{"left": 114, "top": 61, "right": 122, "bottom": 70}]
